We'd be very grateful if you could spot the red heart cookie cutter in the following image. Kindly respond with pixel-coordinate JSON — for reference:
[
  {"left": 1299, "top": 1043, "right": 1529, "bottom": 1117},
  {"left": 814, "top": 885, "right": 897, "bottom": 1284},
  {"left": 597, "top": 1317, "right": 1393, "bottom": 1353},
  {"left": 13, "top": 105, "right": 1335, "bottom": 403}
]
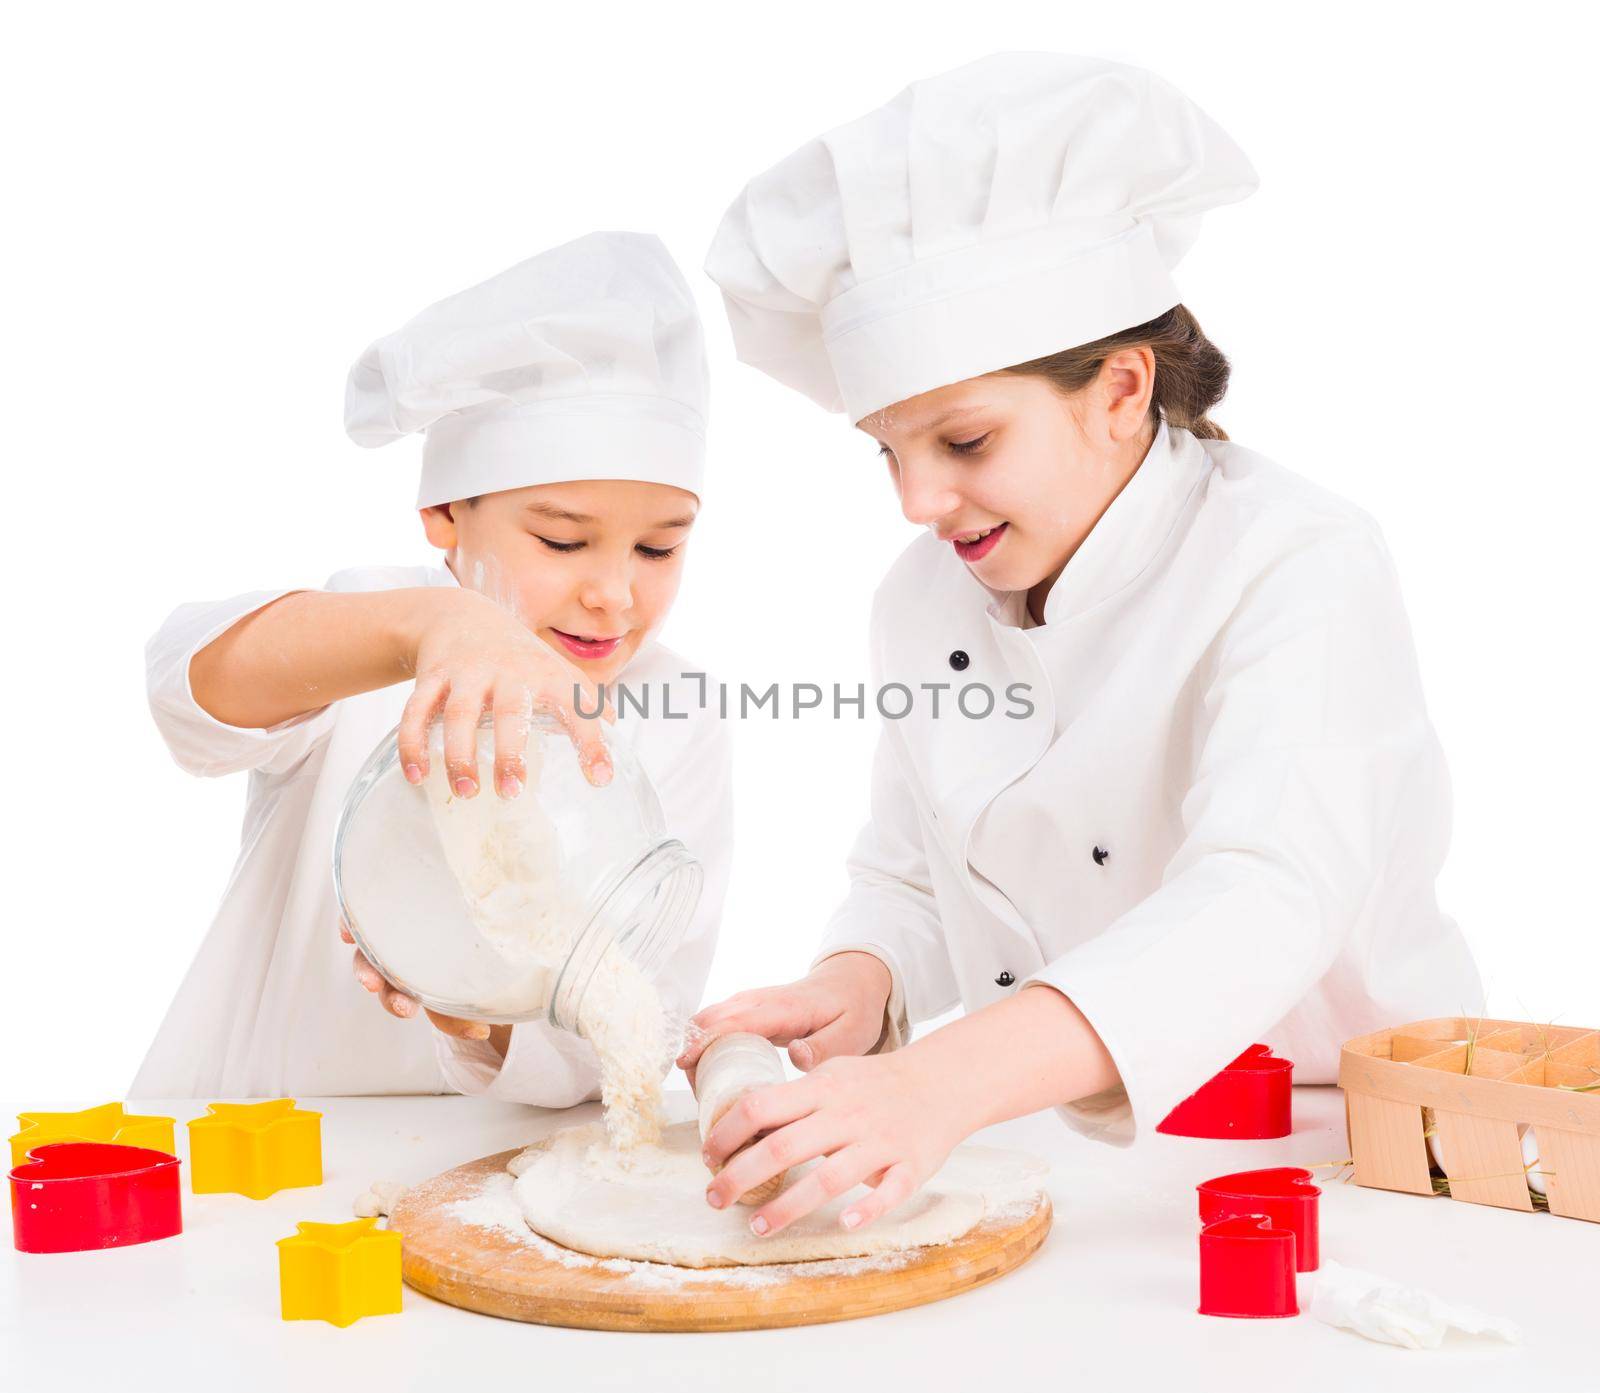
[
  {"left": 1197, "top": 1165, "right": 1321, "bottom": 1272},
  {"left": 1198, "top": 1214, "right": 1300, "bottom": 1318},
  {"left": 10, "top": 1142, "right": 183, "bottom": 1254},
  {"left": 1158, "top": 1043, "right": 1294, "bottom": 1139}
]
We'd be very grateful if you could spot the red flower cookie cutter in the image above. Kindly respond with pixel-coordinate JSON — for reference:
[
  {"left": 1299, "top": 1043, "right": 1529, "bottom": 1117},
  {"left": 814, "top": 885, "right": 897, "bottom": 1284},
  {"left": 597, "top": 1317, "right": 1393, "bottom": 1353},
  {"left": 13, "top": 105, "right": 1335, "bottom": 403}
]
[
  {"left": 1158, "top": 1044, "right": 1294, "bottom": 1139},
  {"left": 10, "top": 1142, "right": 182, "bottom": 1254},
  {"left": 1198, "top": 1215, "right": 1299, "bottom": 1318},
  {"left": 1198, "top": 1166, "right": 1321, "bottom": 1272}
]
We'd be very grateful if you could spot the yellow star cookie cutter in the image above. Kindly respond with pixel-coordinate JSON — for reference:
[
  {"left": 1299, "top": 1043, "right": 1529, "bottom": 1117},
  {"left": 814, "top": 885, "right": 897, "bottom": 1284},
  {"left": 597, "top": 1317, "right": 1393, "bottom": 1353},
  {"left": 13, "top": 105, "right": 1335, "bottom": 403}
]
[
  {"left": 187, "top": 1099, "right": 322, "bottom": 1199},
  {"left": 277, "top": 1217, "right": 402, "bottom": 1326},
  {"left": 10, "top": 1102, "right": 176, "bottom": 1167}
]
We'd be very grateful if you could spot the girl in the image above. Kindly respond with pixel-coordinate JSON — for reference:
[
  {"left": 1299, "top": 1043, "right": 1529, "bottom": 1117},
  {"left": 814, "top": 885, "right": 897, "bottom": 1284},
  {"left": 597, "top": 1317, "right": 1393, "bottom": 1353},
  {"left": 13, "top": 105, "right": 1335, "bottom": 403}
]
[
  {"left": 684, "top": 53, "right": 1480, "bottom": 1236},
  {"left": 135, "top": 231, "right": 732, "bottom": 1102}
]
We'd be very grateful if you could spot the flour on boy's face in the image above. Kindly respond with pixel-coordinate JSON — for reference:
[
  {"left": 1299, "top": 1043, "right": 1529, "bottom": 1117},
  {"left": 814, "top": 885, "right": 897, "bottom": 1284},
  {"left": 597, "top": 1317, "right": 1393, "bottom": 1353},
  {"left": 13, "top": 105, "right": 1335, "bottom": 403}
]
[{"left": 423, "top": 478, "right": 697, "bottom": 684}]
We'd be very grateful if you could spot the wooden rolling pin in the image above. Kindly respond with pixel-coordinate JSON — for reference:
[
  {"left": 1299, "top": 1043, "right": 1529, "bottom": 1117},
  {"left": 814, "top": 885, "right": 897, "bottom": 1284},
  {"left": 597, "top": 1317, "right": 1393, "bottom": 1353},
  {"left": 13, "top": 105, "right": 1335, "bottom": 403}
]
[{"left": 696, "top": 1032, "right": 790, "bottom": 1206}]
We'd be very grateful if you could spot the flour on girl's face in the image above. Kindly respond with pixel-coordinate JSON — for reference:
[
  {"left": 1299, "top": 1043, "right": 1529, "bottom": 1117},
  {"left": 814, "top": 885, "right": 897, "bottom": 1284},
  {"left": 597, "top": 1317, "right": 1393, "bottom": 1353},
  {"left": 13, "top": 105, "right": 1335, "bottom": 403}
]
[{"left": 423, "top": 741, "right": 675, "bottom": 1152}]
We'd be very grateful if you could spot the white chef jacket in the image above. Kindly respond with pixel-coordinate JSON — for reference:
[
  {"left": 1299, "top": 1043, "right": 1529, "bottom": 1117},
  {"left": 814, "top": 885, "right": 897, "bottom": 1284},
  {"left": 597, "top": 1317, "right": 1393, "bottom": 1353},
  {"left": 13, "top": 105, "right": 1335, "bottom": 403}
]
[
  {"left": 817, "top": 420, "right": 1481, "bottom": 1145},
  {"left": 133, "top": 563, "right": 732, "bottom": 1102}
]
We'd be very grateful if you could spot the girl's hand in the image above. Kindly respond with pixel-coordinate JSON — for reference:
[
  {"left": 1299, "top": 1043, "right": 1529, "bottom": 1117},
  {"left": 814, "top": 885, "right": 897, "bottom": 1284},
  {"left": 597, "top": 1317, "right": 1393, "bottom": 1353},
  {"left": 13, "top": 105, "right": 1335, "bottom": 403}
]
[
  {"left": 339, "top": 919, "right": 490, "bottom": 1041},
  {"left": 701, "top": 1049, "right": 964, "bottom": 1236},
  {"left": 398, "top": 588, "right": 614, "bottom": 798},
  {"left": 676, "top": 952, "right": 893, "bottom": 1085},
  {"left": 704, "top": 985, "right": 1120, "bottom": 1240}
]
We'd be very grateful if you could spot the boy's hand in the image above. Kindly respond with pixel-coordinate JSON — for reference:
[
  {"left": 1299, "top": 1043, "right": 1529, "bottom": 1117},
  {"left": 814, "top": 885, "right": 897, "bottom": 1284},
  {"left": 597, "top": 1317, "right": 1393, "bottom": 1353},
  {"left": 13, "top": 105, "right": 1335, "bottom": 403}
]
[
  {"left": 398, "top": 589, "right": 615, "bottom": 799},
  {"left": 676, "top": 952, "right": 893, "bottom": 1086},
  {"left": 339, "top": 919, "right": 490, "bottom": 1041}
]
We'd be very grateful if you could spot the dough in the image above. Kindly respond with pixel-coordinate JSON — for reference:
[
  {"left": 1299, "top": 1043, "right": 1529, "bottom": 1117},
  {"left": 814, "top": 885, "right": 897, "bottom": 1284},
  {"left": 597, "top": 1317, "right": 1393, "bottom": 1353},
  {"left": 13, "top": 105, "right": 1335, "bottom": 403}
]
[
  {"left": 510, "top": 1119, "right": 1046, "bottom": 1268},
  {"left": 352, "top": 1180, "right": 407, "bottom": 1218}
]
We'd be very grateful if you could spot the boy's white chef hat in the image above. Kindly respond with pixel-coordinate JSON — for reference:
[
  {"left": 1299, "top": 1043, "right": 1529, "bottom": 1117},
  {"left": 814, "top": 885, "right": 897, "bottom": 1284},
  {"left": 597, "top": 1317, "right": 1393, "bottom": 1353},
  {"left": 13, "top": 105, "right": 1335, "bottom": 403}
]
[
  {"left": 346, "top": 231, "right": 708, "bottom": 507},
  {"left": 704, "top": 53, "right": 1257, "bottom": 423}
]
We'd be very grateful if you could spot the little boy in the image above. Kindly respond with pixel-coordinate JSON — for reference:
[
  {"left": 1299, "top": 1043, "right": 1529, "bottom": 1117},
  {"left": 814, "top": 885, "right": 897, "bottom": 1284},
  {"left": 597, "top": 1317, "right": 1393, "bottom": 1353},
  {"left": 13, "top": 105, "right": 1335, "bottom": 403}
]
[{"left": 134, "top": 232, "right": 731, "bottom": 1101}]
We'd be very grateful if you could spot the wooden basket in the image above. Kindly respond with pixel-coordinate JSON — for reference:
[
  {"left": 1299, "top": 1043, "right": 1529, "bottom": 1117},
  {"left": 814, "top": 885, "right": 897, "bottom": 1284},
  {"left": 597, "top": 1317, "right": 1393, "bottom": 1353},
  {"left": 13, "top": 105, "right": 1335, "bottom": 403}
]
[{"left": 1339, "top": 1016, "right": 1600, "bottom": 1222}]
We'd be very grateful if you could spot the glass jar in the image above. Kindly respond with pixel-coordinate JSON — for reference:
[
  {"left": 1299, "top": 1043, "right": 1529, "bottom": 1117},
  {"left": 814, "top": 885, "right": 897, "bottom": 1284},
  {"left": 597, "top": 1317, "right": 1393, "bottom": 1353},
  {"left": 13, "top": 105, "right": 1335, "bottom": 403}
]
[{"left": 333, "top": 713, "right": 702, "bottom": 1029}]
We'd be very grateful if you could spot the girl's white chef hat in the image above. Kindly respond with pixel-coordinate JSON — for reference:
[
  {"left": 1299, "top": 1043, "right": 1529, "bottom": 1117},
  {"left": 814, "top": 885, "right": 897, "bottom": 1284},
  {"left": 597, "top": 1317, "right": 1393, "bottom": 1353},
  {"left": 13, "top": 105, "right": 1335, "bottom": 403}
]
[
  {"left": 704, "top": 53, "right": 1257, "bottom": 423},
  {"left": 345, "top": 231, "right": 708, "bottom": 507}
]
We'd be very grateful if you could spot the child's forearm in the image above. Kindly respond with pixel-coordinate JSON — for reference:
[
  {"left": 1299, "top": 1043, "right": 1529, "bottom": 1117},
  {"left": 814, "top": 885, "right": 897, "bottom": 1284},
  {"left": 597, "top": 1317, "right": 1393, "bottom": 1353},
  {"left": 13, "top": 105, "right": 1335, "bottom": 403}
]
[
  {"left": 188, "top": 587, "right": 467, "bottom": 729},
  {"left": 903, "top": 983, "right": 1121, "bottom": 1136}
]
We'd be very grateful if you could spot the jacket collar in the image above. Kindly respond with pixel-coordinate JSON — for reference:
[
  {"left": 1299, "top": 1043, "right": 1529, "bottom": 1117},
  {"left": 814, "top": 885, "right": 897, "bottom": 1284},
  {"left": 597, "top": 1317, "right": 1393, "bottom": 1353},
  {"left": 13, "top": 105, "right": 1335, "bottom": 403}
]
[{"left": 976, "top": 418, "right": 1211, "bottom": 628}]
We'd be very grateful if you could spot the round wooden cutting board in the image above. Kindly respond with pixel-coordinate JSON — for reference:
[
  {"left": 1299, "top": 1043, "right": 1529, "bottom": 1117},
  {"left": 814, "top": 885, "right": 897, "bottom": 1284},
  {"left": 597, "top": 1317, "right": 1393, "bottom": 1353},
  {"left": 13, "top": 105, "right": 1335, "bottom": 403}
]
[{"left": 390, "top": 1148, "right": 1052, "bottom": 1332}]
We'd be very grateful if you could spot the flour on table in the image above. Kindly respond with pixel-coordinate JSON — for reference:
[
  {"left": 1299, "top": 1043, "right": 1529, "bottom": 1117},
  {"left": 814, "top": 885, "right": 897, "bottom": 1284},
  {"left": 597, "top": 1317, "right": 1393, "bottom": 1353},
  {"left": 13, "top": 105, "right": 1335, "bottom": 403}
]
[
  {"left": 508, "top": 1119, "right": 1048, "bottom": 1268},
  {"left": 424, "top": 743, "right": 674, "bottom": 1151}
]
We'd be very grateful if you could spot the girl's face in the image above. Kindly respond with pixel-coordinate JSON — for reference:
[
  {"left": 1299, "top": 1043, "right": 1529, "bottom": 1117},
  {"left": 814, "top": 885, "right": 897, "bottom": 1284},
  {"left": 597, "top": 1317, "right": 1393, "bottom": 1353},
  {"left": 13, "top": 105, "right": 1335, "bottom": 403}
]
[
  {"left": 422, "top": 479, "right": 697, "bottom": 684},
  {"left": 858, "top": 348, "right": 1156, "bottom": 609}
]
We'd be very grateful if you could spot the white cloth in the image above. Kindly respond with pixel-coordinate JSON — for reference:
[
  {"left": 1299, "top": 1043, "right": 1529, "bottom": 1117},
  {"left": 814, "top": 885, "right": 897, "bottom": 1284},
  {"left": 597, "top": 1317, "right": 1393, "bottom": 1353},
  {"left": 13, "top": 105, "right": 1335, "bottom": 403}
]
[
  {"left": 1310, "top": 1260, "right": 1521, "bottom": 1349},
  {"left": 132, "top": 563, "right": 732, "bottom": 1101},
  {"left": 815, "top": 422, "right": 1481, "bottom": 1144},
  {"left": 346, "top": 231, "right": 709, "bottom": 507},
  {"left": 704, "top": 52, "right": 1257, "bottom": 422}
]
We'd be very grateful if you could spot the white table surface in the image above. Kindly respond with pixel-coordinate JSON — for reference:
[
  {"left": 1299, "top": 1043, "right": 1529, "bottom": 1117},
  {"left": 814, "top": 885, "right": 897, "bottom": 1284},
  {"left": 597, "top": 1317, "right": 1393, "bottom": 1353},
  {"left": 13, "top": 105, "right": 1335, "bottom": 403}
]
[{"left": 4, "top": 1086, "right": 1591, "bottom": 1391}]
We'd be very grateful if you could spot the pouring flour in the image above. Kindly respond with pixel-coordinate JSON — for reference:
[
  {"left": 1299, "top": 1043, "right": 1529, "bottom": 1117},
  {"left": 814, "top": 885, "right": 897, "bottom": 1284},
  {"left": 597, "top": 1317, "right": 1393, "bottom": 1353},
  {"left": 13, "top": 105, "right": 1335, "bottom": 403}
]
[
  {"left": 333, "top": 712, "right": 706, "bottom": 1156},
  {"left": 420, "top": 738, "right": 678, "bottom": 1152}
]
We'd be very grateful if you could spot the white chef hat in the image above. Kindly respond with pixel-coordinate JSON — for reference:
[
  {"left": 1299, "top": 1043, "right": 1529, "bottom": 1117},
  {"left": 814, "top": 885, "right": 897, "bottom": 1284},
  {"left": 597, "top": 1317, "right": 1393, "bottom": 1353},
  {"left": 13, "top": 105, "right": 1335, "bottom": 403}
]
[
  {"left": 704, "top": 53, "right": 1258, "bottom": 423},
  {"left": 346, "top": 231, "right": 708, "bottom": 508}
]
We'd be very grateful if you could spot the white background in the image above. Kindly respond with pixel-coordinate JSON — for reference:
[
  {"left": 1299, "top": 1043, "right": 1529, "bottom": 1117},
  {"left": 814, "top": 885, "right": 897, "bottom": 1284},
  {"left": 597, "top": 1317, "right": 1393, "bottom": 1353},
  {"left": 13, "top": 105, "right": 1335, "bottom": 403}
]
[{"left": 4, "top": 2, "right": 1595, "bottom": 1098}]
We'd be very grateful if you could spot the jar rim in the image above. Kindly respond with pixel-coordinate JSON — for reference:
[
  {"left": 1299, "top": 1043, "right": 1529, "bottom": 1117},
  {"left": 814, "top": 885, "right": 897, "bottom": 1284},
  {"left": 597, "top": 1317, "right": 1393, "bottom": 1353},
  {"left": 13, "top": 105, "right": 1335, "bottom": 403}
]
[{"left": 549, "top": 839, "right": 703, "bottom": 1034}]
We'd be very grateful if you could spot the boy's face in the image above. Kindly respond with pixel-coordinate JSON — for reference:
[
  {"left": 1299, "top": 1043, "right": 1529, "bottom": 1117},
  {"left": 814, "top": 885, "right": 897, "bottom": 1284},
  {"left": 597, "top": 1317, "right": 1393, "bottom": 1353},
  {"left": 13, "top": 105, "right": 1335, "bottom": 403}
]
[{"left": 422, "top": 479, "right": 698, "bottom": 684}]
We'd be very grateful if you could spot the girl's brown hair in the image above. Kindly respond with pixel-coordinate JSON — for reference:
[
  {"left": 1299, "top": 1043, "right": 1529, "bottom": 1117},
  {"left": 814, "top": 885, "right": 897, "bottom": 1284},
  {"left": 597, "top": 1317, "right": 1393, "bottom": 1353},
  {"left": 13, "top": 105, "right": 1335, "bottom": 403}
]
[{"left": 1000, "top": 304, "right": 1233, "bottom": 441}]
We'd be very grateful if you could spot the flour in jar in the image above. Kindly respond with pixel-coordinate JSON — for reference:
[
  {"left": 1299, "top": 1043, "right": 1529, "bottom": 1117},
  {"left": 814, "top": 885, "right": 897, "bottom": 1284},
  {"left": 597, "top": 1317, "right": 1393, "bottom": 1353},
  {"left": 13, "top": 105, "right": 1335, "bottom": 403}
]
[{"left": 424, "top": 739, "right": 674, "bottom": 1152}]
